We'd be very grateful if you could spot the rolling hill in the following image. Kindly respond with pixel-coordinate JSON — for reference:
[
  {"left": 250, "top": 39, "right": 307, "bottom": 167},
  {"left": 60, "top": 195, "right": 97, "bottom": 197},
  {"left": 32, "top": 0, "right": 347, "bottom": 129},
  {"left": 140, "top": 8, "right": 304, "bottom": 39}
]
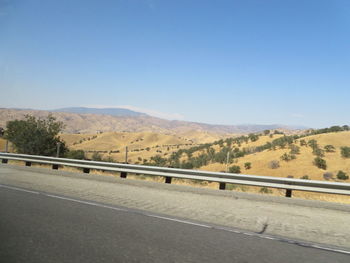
[
  {"left": 150, "top": 130, "right": 350, "bottom": 183},
  {"left": 60, "top": 131, "right": 220, "bottom": 163}
]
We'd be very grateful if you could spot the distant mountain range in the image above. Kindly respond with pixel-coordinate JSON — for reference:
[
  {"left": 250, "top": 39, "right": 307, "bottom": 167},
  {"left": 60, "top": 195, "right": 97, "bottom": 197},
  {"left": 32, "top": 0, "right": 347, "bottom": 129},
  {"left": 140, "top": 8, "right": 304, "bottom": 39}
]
[
  {"left": 0, "top": 107, "right": 306, "bottom": 135},
  {"left": 52, "top": 107, "right": 147, "bottom": 117}
]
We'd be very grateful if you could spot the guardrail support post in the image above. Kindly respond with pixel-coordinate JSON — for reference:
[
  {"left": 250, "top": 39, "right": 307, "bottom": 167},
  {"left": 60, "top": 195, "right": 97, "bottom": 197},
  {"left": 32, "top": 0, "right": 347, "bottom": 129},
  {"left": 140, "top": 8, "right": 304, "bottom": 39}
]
[
  {"left": 120, "top": 172, "right": 127, "bottom": 178},
  {"left": 52, "top": 164, "right": 59, "bottom": 170},
  {"left": 285, "top": 189, "right": 292, "bottom": 198},
  {"left": 83, "top": 168, "right": 90, "bottom": 174},
  {"left": 219, "top": 182, "right": 226, "bottom": 190},
  {"left": 25, "top": 161, "right": 31, "bottom": 167},
  {"left": 165, "top": 176, "right": 172, "bottom": 184},
  {"left": 1, "top": 159, "right": 8, "bottom": 164}
]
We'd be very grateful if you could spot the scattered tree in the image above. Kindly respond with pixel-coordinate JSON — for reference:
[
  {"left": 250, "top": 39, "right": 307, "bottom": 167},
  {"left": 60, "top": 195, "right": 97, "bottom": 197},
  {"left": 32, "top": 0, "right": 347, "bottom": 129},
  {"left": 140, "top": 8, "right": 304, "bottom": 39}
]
[
  {"left": 312, "top": 147, "right": 325, "bottom": 157},
  {"left": 341, "top": 147, "right": 350, "bottom": 158},
  {"left": 299, "top": 139, "right": 307, "bottom": 146},
  {"left": 308, "top": 139, "right": 318, "bottom": 149},
  {"left": 324, "top": 145, "right": 336, "bottom": 153},
  {"left": 263, "top": 130, "right": 270, "bottom": 135},
  {"left": 280, "top": 153, "right": 296, "bottom": 162},
  {"left": 4, "top": 115, "right": 68, "bottom": 156},
  {"left": 313, "top": 157, "right": 327, "bottom": 170},
  {"left": 248, "top": 133, "right": 259, "bottom": 142}
]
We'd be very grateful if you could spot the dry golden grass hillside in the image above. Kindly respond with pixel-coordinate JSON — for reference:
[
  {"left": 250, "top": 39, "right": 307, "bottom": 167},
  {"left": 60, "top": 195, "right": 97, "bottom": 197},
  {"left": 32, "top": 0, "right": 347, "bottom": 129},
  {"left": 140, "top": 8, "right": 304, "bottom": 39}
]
[
  {"left": 2, "top": 124, "right": 350, "bottom": 203},
  {"left": 202, "top": 132, "right": 350, "bottom": 181},
  {"left": 61, "top": 131, "right": 206, "bottom": 163},
  {"left": 186, "top": 131, "right": 349, "bottom": 203}
]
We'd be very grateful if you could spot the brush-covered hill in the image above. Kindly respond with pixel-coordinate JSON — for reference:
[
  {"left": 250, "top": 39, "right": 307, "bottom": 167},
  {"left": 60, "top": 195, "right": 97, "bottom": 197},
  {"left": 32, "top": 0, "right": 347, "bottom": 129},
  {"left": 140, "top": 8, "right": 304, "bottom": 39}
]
[
  {"left": 146, "top": 126, "right": 350, "bottom": 183},
  {"left": 0, "top": 108, "right": 303, "bottom": 135},
  {"left": 60, "top": 131, "right": 211, "bottom": 163}
]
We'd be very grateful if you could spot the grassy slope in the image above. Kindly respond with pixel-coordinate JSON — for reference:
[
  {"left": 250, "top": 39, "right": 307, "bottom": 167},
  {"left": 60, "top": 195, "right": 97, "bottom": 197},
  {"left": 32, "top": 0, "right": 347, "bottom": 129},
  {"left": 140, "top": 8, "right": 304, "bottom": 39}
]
[
  {"left": 3, "top": 131, "right": 350, "bottom": 203},
  {"left": 61, "top": 131, "right": 200, "bottom": 163},
  {"left": 200, "top": 131, "right": 350, "bottom": 182}
]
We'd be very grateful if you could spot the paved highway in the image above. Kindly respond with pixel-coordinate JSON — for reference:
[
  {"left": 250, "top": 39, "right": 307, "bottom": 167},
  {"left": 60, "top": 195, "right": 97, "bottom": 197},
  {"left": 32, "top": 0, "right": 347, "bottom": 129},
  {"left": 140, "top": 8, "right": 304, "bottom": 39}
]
[{"left": 0, "top": 185, "right": 349, "bottom": 263}]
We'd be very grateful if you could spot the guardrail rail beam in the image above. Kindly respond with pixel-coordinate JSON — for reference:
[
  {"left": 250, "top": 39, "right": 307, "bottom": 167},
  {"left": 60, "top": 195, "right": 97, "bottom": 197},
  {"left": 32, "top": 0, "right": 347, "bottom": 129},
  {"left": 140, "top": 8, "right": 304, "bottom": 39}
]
[{"left": 1, "top": 153, "right": 350, "bottom": 198}]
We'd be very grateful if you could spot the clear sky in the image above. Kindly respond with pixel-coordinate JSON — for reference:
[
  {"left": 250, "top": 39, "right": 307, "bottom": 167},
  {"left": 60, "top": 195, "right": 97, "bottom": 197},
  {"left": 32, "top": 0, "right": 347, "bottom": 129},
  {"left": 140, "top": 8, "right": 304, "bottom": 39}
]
[{"left": 0, "top": 0, "right": 349, "bottom": 128}]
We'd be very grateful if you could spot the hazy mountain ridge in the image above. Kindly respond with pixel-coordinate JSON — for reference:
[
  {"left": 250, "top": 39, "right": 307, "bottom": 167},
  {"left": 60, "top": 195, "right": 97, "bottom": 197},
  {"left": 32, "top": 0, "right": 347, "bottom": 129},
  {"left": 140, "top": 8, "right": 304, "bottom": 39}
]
[
  {"left": 52, "top": 107, "right": 147, "bottom": 117},
  {"left": 0, "top": 108, "right": 304, "bottom": 135}
]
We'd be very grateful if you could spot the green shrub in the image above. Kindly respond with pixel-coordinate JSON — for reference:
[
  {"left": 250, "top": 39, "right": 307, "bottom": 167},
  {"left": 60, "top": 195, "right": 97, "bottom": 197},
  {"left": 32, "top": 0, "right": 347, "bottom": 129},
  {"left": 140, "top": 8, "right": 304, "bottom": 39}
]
[
  {"left": 313, "top": 157, "right": 327, "bottom": 170},
  {"left": 299, "top": 139, "right": 307, "bottom": 146},
  {"left": 244, "top": 162, "right": 252, "bottom": 169},
  {"left": 280, "top": 153, "right": 296, "bottom": 162},
  {"left": 341, "top": 147, "right": 350, "bottom": 158},
  {"left": 324, "top": 145, "right": 336, "bottom": 153},
  {"left": 300, "top": 175, "right": 309, "bottom": 180},
  {"left": 312, "top": 147, "right": 325, "bottom": 157},
  {"left": 308, "top": 139, "right": 318, "bottom": 149},
  {"left": 65, "top": 150, "right": 85, "bottom": 160},
  {"left": 229, "top": 165, "right": 241, "bottom": 174},
  {"left": 336, "top": 170, "right": 349, "bottom": 180}
]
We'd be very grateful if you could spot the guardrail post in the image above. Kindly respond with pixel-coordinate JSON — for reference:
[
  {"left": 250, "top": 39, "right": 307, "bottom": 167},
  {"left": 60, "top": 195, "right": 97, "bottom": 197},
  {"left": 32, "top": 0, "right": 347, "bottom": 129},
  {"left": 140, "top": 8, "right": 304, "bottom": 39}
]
[
  {"left": 165, "top": 176, "right": 172, "bottom": 184},
  {"left": 83, "top": 168, "right": 90, "bottom": 174},
  {"left": 1, "top": 159, "right": 8, "bottom": 164},
  {"left": 219, "top": 182, "right": 226, "bottom": 190},
  {"left": 285, "top": 189, "right": 292, "bottom": 198},
  {"left": 120, "top": 172, "right": 127, "bottom": 178},
  {"left": 25, "top": 161, "right": 32, "bottom": 167},
  {"left": 52, "top": 164, "right": 59, "bottom": 170}
]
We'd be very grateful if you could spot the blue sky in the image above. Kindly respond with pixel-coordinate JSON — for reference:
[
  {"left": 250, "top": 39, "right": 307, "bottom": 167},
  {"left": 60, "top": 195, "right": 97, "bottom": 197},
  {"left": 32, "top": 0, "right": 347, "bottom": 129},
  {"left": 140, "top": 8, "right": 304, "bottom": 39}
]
[{"left": 0, "top": 0, "right": 349, "bottom": 128}]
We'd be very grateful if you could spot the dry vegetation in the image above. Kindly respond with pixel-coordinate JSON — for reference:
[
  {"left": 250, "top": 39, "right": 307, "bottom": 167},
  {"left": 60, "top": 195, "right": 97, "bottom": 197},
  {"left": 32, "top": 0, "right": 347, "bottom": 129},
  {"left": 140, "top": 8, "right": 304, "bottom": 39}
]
[
  {"left": 60, "top": 131, "right": 229, "bottom": 164},
  {"left": 200, "top": 132, "right": 350, "bottom": 181},
  {"left": 2, "top": 122, "right": 350, "bottom": 203}
]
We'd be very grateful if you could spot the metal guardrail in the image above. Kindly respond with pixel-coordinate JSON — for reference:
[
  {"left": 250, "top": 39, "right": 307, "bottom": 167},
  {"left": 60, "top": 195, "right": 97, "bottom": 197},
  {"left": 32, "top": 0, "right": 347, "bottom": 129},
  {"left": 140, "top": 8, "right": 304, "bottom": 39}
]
[{"left": 1, "top": 152, "right": 350, "bottom": 197}]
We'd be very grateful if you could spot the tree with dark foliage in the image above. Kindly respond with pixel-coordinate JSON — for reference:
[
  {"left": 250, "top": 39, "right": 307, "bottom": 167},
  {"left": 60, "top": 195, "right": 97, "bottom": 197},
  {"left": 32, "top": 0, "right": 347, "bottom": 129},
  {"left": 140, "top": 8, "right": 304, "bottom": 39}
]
[{"left": 5, "top": 115, "right": 68, "bottom": 156}]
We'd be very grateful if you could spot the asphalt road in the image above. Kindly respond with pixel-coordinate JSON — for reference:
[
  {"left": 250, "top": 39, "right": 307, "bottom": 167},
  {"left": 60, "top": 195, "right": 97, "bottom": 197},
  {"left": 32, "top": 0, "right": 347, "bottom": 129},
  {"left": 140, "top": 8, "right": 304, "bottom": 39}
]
[{"left": 0, "top": 186, "right": 349, "bottom": 263}]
